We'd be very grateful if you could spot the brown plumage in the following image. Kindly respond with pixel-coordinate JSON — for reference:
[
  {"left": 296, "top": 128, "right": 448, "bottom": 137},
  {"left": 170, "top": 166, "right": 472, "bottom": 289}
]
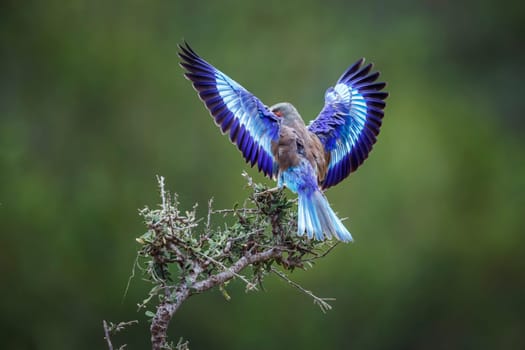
[
  {"left": 267, "top": 102, "right": 352, "bottom": 241},
  {"left": 270, "top": 103, "right": 329, "bottom": 184}
]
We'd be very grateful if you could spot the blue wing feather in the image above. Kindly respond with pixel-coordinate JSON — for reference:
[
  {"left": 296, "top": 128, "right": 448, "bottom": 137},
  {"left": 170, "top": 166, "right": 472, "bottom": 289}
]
[
  {"left": 308, "top": 58, "right": 388, "bottom": 189},
  {"left": 178, "top": 43, "right": 279, "bottom": 178}
]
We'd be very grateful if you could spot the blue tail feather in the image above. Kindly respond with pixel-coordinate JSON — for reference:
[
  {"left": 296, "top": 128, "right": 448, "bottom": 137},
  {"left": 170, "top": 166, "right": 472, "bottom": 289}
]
[
  {"left": 279, "top": 159, "right": 353, "bottom": 242},
  {"left": 297, "top": 190, "right": 353, "bottom": 242}
]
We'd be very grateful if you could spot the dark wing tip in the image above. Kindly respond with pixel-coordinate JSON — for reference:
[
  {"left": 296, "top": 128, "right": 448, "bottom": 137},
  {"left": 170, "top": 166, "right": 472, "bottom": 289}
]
[
  {"left": 338, "top": 58, "right": 365, "bottom": 83},
  {"left": 177, "top": 40, "right": 192, "bottom": 52},
  {"left": 355, "top": 57, "right": 365, "bottom": 67},
  {"left": 181, "top": 40, "right": 198, "bottom": 55},
  {"left": 177, "top": 41, "right": 201, "bottom": 64}
]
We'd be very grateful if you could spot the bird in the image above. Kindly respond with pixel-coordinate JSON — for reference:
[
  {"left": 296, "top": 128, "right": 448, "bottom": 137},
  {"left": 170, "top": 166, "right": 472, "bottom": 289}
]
[{"left": 178, "top": 42, "right": 387, "bottom": 242}]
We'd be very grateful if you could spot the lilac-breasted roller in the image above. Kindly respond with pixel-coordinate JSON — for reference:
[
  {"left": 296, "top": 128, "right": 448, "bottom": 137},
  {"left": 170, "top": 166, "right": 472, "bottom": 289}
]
[{"left": 178, "top": 43, "right": 388, "bottom": 242}]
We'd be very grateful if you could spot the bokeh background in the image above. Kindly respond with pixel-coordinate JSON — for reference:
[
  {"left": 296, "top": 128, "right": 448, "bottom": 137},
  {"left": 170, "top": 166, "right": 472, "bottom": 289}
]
[{"left": 1, "top": 0, "right": 524, "bottom": 349}]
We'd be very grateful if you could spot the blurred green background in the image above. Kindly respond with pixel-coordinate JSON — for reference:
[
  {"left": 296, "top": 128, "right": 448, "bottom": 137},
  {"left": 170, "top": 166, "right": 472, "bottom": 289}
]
[{"left": 1, "top": 0, "right": 524, "bottom": 349}]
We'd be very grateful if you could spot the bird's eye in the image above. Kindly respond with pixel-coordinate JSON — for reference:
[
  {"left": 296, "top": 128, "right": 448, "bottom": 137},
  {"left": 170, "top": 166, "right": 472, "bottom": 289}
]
[{"left": 274, "top": 110, "right": 283, "bottom": 117}]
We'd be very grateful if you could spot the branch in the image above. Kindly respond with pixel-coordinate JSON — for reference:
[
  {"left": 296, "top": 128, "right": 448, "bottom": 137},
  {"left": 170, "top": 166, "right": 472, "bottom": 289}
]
[
  {"left": 124, "top": 174, "right": 342, "bottom": 349},
  {"left": 151, "top": 248, "right": 281, "bottom": 349},
  {"left": 150, "top": 287, "right": 190, "bottom": 349},
  {"left": 103, "top": 320, "right": 114, "bottom": 350},
  {"left": 191, "top": 247, "right": 281, "bottom": 293}
]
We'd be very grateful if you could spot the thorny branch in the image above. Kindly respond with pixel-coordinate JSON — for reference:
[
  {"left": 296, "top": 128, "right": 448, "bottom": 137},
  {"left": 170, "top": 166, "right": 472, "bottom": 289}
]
[{"left": 121, "top": 173, "right": 340, "bottom": 350}]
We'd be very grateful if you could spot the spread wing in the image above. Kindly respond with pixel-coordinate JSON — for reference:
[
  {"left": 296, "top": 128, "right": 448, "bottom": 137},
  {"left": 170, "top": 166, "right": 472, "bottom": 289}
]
[
  {"left": 308, "top": 58, "right": 388, "bottom": 189},
  {"left": 178, "top": 43, "right": 280, "bottom": 178}
]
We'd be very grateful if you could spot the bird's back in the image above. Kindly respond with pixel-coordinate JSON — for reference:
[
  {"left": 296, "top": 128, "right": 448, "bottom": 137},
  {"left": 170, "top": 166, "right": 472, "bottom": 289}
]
[{"left": 272, "top": 116, "right": 329, "bottom": 185}]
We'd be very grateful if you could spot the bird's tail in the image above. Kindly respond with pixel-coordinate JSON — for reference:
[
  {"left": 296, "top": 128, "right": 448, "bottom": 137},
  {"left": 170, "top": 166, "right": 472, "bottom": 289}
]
[{"left": 297, "top": 190, "right": 353, "bottom": 242}]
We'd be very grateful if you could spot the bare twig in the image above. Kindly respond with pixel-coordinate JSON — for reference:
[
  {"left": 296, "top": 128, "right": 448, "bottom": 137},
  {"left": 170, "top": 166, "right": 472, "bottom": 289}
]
[
  {"left": 206, "top": 198, "right": 213, "bottom": 232},
  {"left": 271, "top": 267, "right": 335, "bottom": 313},
  {"left": 210, "top": 208, "right": 259, "bottom": 215},
  {"left": 103, "top": 320, "right": 114, "bottom": 350},
  {"left": 303, "top": 242, "right": 340, "bottom": 262},
  {"left": 103, "top": 320, "right": 138, "bottom": 350},
  {"left": 157, "top": 175, "right": 167, "bottom": 212},
  {"left": 175, "top": 337, "right": 190, "bottom": 350},
  {"left": 122, "top": 253, "right": 140, "bottom": 303}
]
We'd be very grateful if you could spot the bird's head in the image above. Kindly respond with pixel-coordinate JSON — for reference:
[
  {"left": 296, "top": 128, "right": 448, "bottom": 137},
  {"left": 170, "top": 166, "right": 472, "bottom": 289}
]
[{"left": 270, "top": 102, "right": 302, "bottom": 124}]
